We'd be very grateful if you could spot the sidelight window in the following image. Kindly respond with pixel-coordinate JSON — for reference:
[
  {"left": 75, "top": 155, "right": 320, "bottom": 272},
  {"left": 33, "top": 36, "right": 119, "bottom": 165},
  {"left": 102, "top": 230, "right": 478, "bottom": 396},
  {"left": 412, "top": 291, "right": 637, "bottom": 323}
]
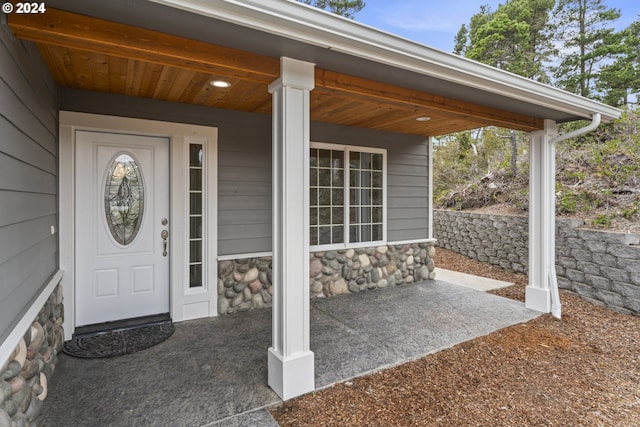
[{"left": 188, "top": 143, "right": 204, "bottom": 288}]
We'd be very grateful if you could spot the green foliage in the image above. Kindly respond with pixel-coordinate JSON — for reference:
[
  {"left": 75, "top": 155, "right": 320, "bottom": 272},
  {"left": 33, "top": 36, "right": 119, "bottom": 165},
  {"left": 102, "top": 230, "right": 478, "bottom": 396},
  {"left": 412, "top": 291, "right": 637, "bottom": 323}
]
[
  {"left": 459, "top": 0, "right": 555, "bottom": 81},
  {"left": 596, "top": 19, "right": 640, "bottom": 106},
  {"left": 435, "top": 111, "right": 640, "bottom": 230},
  {"left": 591, "top": 214, "right": 612, "bottom": 227},
  {"left": 443, "top": 2, "right": 638, "bottom": 228},
  {"left": 553, "top": 111, "right": 640, "bottom": 225},
  {"left": 621, "top": 203, "right": 639, "bottom": 220},
  {"left": 568, "top": 170, "right": 586, "bottom": 182},
  {"left": 300, "top": 0, "right": 365, "bottom": 18},
  {"left": 557, "top": 190, "right": 579, "bottom": 213},
  {"left": 434, "top": 127, "right": 530, "bottom": 209},
  {"left": 552, "top": 0, "right": 623, "bottom": 97},
  {"left": 453, "top": 24, "right": 468, "bottom": 55},
  {"left": 456, "top": 0, "right": 637, "bottom": 107}
]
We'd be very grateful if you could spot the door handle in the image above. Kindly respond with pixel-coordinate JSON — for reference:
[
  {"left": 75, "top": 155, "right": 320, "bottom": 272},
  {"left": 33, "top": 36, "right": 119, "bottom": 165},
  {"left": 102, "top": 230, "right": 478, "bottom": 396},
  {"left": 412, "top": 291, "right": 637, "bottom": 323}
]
[{"left": 161, "top": 230, "right": 169, "bottom": 256}]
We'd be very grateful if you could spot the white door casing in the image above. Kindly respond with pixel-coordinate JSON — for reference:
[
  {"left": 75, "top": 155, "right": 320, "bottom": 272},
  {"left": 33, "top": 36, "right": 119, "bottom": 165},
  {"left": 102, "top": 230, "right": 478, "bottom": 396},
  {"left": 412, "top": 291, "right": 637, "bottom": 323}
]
[
  {"left": 75, "top": 130, "right": 170, "bottom": 326},
  {"left": 60, "top": 112, "right": 218, "bottom": 336}
]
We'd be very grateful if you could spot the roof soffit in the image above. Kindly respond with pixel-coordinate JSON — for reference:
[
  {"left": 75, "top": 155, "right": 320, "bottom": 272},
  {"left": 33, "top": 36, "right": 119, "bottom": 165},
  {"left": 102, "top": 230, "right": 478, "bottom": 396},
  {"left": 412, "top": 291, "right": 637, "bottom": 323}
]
[
  {"left": 150, "top": 0, "right": 621, "bottom": 123},
  {"left": 9, "top": 7, "right": 546, "bottom": 135}
]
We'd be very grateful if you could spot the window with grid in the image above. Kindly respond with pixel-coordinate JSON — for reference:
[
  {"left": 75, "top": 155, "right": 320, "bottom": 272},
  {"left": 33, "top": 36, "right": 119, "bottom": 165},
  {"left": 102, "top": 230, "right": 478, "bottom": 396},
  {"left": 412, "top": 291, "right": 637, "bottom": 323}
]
[
  {"left": 310, "top": 143, "right": 385, "bottom": 249},
  {"left": 188, "top": 143, "right": 204, "bottom": 288}
]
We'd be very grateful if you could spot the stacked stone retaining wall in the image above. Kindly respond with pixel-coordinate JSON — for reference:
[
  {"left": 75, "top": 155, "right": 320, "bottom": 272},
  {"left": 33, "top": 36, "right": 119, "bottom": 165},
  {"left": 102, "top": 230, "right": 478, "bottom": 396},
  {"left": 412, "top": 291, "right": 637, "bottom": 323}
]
[
  {"left": 0, "top": 285, "right": 64, "bottom": 426},
  {"left": 434, "top": 209, "right": 640, "bottom": 316},
  {"left": 434, "top": 210, "right": 530, "bottom": 274},
  {"left": 217, "top": 243, "right": 436, "bottom": 315}
]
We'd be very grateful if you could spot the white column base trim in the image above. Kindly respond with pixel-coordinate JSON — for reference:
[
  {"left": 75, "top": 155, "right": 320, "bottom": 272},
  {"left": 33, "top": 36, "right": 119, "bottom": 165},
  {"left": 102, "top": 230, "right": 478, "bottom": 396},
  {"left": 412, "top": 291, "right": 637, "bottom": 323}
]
[
  {"left": 525, "top": 286, "right": 551, "bottom": 313},
  {"left": 268, "top": 347, "right": 315, "bottom": 400}
]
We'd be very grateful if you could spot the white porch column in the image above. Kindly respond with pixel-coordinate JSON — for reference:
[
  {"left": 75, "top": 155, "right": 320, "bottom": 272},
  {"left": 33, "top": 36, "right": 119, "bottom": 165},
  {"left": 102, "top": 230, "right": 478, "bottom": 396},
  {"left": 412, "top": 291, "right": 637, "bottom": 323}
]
[
  {"left": 526, "top": 119, "right": 558, "bottom": 312},
  {"left": 267, "top": 57, "right": 315, "bottom": 400}
]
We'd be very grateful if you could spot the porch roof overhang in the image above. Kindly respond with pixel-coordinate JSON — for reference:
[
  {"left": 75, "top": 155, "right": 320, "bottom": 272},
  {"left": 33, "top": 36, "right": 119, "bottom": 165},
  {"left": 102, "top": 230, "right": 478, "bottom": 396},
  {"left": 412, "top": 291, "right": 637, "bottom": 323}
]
[{"left": 7, "top": 0, "right": 621, "bottom": 137}]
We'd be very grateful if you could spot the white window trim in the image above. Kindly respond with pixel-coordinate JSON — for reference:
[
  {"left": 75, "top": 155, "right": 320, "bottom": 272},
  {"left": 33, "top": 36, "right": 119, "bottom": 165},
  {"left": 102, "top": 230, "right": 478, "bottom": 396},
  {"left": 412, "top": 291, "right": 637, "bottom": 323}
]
[{"left": 310, "top": 141, "right": 387, "bottom": 252}]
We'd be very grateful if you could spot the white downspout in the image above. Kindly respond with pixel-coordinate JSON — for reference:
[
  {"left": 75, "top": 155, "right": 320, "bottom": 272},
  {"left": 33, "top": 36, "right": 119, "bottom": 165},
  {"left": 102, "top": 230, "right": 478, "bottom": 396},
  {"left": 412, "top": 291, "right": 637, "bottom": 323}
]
[{"left": 547, "top": 113, "right": 601, "bottom": 319}]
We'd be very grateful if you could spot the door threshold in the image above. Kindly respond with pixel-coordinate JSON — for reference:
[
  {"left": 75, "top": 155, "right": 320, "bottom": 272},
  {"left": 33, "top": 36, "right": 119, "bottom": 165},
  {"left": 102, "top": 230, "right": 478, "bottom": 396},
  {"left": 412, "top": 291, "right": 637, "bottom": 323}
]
[{"left": 73, "top": 313, "right": 171, "bottom": 338}]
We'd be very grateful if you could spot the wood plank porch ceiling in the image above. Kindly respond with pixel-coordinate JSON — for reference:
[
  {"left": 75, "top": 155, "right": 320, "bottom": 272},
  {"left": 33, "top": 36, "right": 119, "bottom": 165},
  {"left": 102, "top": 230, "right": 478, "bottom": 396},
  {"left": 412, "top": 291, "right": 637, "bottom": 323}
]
[{"left": 9, "top": 9, "right": 544, "bottom": 136}]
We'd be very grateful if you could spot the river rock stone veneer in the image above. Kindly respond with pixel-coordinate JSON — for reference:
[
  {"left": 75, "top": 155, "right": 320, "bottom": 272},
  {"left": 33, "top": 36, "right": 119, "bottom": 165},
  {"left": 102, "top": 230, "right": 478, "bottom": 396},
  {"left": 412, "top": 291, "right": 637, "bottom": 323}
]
[
  {"left": 0, "top": 285, "right": 64, "bottom": 426},
  {"left": 218, "top": 243, "right": 436, "bottom": 315}
]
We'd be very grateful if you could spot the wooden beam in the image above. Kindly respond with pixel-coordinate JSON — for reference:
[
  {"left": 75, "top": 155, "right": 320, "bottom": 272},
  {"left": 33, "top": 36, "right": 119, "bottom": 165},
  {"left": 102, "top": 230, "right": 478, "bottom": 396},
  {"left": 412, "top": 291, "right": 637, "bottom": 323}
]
[
  {"left": 8, "top": 8, "right": 280, "bottom": 84},
  {"left": 315, "top": 70, "right": 544, "bottom": 132}
]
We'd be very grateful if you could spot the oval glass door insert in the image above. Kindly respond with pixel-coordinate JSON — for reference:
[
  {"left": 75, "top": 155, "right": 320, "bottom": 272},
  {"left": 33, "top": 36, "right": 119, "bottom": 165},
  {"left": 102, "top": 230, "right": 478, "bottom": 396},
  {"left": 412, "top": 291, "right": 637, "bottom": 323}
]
[{"left": 104, "top": 153, "right": 145, "bottom": 245}]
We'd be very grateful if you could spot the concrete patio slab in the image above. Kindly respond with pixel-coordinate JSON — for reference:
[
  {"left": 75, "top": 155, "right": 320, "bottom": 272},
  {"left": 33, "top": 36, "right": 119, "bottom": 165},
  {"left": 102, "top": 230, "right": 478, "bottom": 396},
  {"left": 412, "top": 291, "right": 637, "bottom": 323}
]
[{"left": 37, "top": 280, "right": 539, "bottom": 426}]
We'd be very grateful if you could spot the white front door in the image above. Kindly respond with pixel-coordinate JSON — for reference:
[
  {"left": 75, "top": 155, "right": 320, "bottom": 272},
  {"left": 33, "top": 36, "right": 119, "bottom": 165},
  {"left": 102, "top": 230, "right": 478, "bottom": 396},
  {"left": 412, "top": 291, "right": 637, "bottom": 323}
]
[{"left": 75, "top": 130, "right": 170, "bottom": 326}]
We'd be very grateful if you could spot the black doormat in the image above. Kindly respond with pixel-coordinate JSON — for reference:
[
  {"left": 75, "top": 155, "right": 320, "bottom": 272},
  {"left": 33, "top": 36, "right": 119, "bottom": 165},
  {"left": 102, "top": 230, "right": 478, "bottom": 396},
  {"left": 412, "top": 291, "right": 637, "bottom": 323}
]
[{"left": 63, "top": 319, "right": 175, "bottom": 359}]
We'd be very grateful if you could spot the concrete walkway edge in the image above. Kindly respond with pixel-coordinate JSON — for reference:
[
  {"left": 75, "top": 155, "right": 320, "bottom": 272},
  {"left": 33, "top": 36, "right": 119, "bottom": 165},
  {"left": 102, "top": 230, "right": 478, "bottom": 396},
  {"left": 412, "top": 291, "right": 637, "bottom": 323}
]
[{"left": 435, "top": 268, "right": 514, "bottom": 291}]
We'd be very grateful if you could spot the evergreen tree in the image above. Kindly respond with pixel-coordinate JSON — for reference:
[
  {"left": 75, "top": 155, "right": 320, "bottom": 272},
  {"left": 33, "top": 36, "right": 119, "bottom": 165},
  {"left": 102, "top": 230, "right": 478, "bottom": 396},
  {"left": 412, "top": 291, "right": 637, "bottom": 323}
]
[
  {"left": 552, "top": 0, "right": 622, "bottom": 97},
  {"left": 447, "top": 1, "right": 555, "bottom": 199},
  {"left": 462, "top": 0, "right": 555, "bottom": 82},
  {"left": 300, "top": 0, "right": 365, "bottom": 19},
  {"left": 453, "top": 24, "right": 468, "bottom": 55},
  {"left": 596, "top": 18, "right": 640, "bottom": 107}
]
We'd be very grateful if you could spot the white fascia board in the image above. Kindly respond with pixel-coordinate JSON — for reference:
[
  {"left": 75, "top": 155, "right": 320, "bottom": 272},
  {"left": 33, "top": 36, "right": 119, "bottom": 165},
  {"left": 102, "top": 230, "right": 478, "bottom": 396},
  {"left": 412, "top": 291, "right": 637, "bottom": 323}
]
[{"left": 151, "top": 0, "right": 621, "bottom": 122}]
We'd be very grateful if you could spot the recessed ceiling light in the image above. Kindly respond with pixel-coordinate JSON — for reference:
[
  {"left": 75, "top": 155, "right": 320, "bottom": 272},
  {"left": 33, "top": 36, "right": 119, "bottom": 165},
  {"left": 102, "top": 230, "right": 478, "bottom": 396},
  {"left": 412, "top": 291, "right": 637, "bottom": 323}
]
[
  {"left": 210, "top": 80, "right": 231, "bottom": 88},
  {"left": 415, "top": 116, "right": 431, "bottom": 121}
]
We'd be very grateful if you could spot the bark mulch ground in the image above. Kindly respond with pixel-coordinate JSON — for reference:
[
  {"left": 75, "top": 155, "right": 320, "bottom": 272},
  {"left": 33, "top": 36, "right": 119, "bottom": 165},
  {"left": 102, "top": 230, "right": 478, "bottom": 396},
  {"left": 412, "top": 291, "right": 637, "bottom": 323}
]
[{"left": 269, "top": 248, "right": 640, "bottom": 426}]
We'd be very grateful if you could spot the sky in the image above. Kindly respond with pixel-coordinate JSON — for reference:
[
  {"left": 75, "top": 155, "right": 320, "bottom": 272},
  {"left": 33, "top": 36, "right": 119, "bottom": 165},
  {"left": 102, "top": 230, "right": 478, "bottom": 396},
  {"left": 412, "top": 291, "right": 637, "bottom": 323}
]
[{"left": 354, "top": 0, "right": 640, "bottom": 53}]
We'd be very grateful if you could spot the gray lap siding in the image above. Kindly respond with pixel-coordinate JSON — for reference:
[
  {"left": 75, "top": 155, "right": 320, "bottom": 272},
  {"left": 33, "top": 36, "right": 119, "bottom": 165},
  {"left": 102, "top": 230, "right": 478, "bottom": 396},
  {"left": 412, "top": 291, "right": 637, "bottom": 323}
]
[
  {"left": 0, "top": 36, "right": 59, "bottom": 343},
  {"left": 60, "top": 89, "right": 431, "bottom": 257}
]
